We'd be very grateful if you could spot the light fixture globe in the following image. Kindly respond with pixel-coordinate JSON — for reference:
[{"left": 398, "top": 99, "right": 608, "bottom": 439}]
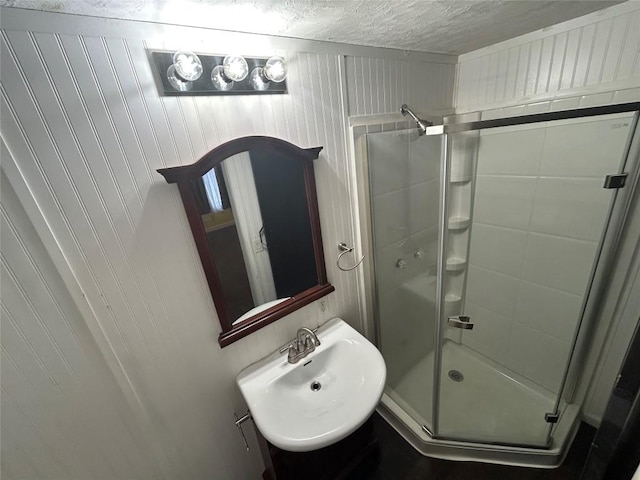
[
  {"left": 263, "top": 56, "right": 287, "bottom": 83},
  {"left": 222, "top": 55, "right": 249, "bottom": 82},
  {"left": 211, "top": 65, "right": 234, "bottom": 91},
  {"left": 167, "top": 65, "right": 193, "bottom": 91},
  {"left": 172, "top": 50, "right": 203, "bottom": 81},
  {"left": 249, "top": 67, "right": 270, "bottom": 91}
]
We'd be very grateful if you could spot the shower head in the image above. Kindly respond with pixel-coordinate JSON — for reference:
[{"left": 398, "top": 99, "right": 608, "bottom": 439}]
[{"left": 400, "top": 104, "right": 432, "bottom": 135}]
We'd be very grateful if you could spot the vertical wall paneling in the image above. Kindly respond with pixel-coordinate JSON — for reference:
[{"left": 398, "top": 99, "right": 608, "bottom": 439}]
[
  {"left": 1, "top": 163, "right": 166, "bottom": 479},
  {"left": 455, "top": 2, "right": 640, "bottom": 111},
  {"left": 345, "top": 55, "right": 456, "bottom": 117},
  {"left": 0, "top": 7, "right": 456, "bottom": 479}
]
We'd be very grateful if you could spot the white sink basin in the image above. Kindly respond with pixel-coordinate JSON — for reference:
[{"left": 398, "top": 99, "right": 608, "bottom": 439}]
[{"left": 236, "top": 318, "right": 386, "bottom": 452}]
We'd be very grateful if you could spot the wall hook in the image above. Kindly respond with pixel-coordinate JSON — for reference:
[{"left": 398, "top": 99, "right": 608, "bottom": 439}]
[{"left": 337, "top": 242, "right": 365, "bottom": 272}]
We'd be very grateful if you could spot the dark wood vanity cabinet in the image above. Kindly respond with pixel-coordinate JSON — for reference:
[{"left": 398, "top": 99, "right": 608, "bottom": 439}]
[{"left": 260, "top": 417, "right": 380, "bottom": 480}]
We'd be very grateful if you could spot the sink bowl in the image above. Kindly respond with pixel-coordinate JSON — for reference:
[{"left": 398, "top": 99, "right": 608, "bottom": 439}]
[{"left": 236, "top": 317, "right": 386, "bottom": 452}]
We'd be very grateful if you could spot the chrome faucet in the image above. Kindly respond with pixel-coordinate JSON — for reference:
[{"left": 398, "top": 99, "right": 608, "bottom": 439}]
[
  {"left": 297, "top": 327, "right": 320, "bottom": 349},
  {"left": 279, "top": 327, "right": 321, "bottom": 364}
]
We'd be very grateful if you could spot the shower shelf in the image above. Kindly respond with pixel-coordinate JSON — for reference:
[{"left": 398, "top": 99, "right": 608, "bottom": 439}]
[
  {"left": 444, "top": 293, "right": 462, "bottom": 316},
  {"left": 447, "top": 216, "right": 470, "bottom": 230},
  {"left": 446, "top": 257, "right": 467, "bottom": 272},
  {"left": 450, "top": 174, "right": 472, "bottom": 184}
]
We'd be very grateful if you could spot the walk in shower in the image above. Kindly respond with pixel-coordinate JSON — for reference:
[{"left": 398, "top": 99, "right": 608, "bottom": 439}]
[{"left": 354, "top": 103, "right": 640, "bottom": 466}]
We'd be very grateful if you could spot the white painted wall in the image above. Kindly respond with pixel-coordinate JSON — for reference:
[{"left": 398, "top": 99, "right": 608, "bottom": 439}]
[
  {"left": 0, "top": 7, "right": 456, "bottom": 479},
  {"left": 454, "top": 0, "right": 640, "bottom": 424}
]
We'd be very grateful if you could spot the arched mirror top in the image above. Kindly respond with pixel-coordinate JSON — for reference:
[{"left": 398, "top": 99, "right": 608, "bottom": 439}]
[
  {"left": 157, "top": 135, "right": 333, "bottom": 347},
  {"left": 157, "top": 136, "right": 323, "bottom": 183}
]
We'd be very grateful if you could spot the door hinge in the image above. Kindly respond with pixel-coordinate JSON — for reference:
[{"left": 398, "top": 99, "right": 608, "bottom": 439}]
[
  {"left": 603, "top": 173, "right": 628, "bottom": 189},
  {"left": 545, "top": 412, "right": 560, "bottom": 423}
]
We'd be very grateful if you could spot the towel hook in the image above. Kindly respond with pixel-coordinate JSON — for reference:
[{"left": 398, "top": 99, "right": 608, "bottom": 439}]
[{"left": 337, "top": 242, "right": 364, "bottom": 272}]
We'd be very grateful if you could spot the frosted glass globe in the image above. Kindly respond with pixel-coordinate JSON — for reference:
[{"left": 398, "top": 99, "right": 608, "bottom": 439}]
[
  {"left": 223, "top": 55, "right": 249, "bottom": 82},
  {"left": 249, "top": 67, "right": 270, "bottom": 91},
  {"left": 167, "top": 65, "right": 193, "bottom": 91},
  {"left": 263, "top": 56, "right": 287, "bottom": 83},
  {"left": 211, "top": 65, "right": 234, "bottom": 91},
  {"left": 172, "top": 50, "right": 203, "bottom": 81}
]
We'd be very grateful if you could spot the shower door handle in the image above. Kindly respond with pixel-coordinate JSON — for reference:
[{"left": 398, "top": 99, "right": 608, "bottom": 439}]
[{"left": 448, "top": 316, "right": 474, "bottom": 330}]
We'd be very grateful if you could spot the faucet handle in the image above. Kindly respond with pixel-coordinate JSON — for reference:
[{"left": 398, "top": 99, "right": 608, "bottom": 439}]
[
  {"left": 287, "top": 341, "right": 300, "bottom": 361},
  {"left": 279, "top": 340, "right": 299, "bottom": 354}
]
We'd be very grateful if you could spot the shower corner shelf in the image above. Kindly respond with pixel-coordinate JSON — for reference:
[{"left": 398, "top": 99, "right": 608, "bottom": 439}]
[
  {"left": 443, "top": 294, "right": 463, "bottom": 316},
  {"left": 444, "top": 293, "right": 462, "bottom": 303},
  {"left": 447, "top": 216, "right": 470, "bottom": 230},
  {"left": 446, "top": 257, "right": 467, "bottom": 272},
  {"left": 450, "top": 174, "right": 472, "bottom": 184}
]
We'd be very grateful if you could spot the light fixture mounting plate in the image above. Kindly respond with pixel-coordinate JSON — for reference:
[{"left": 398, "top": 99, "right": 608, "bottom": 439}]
[{"left": 149, "top": 50, "right": 288, "bottom": 96}]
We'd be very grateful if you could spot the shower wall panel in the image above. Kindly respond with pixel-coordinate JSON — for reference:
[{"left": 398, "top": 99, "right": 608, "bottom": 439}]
[
  {"left": 454, "top": 0, "right": 640, "bottom": 426},
  {"left": 460, "top": 113, "right": 635, "bottom": 393}
]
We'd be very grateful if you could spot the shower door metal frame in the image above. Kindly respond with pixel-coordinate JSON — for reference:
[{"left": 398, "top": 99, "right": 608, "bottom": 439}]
[
  {"left": 428, "top": 102, "right": 640, "bottom": 136},
  {"left": 430, "top": 133, "right": 448, "bottom": 437},
  {"left": 426, "top": 101, "right": 640, "bottom": 447}
]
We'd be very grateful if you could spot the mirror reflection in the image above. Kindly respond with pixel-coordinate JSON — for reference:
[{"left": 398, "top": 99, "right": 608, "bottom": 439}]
[{"left": 189, "top": 150, "right": 318, "bottom": 324}]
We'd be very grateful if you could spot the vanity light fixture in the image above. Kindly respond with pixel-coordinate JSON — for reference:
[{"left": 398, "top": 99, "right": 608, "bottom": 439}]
[{"left": 150, "top": 50, "right": 288, "bottom": 96}]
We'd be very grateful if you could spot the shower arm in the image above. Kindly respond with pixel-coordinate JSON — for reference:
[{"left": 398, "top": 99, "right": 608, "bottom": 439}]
[{"left": 400, "top": 104, "right": 432, "bottom": 135}]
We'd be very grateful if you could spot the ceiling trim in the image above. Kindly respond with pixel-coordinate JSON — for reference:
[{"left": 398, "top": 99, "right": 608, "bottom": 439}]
[{"left": 0, "top": 7, "right": 458, "bottom": 64}]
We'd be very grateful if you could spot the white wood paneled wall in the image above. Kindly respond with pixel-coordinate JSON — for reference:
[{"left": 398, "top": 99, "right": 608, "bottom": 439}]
[
  {"left": 0, "top": 8, "right": 456, "bottom": 479},
  {"left": 455, "top": 1, "right": 640, "bottom": 111},
  {"left": 346, "top": 56, "right": 456, "bottom": 116},
  {"left": 1, "top": 166, "right": 165, "bottom": 480}
]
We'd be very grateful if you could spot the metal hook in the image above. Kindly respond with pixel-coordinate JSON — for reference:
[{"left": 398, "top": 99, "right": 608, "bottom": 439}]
[{"left": 337, "top": 242, "right": 365, "bottom": 272}]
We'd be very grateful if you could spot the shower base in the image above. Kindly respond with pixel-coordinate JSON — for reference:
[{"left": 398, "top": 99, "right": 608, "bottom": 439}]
[{"left": 378, "top": 341, "right": 581, "bottom": 468}]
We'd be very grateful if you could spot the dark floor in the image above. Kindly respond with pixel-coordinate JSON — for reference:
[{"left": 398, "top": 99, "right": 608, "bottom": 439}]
[{"left": 347, "top": 413, "right": 596, "bottom": 480}]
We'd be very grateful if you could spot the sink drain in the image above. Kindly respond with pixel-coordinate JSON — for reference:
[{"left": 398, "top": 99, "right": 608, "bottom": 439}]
[
  {"left": 448, "top": 369, "right": 464, "bottom": 382},
  {"left": 310, "top": 381, "right": 322, "bottom": 392}
]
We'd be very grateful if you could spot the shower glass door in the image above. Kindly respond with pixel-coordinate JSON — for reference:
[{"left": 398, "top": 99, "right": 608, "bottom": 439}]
[
  {"left": 436, "top": 112, "right": 637, "bottom": 446},
  {"left": 365, "top": 128, "right": 443, "bottom": 433}
]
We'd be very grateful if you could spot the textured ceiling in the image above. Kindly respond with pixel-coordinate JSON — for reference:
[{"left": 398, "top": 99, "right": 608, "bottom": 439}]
[{"left": 0, "top": 0, "right": 626, "bottom": 54}]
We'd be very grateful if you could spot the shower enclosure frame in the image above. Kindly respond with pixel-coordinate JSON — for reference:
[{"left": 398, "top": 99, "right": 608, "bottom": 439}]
[{"left": 351, "top": 101, "right": 640, "bottom": 466}]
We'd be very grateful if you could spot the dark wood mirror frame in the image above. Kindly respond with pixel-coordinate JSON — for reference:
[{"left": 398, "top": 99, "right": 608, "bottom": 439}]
[{"left": 157, "top": 136, "right": 334, "bottom": 347}]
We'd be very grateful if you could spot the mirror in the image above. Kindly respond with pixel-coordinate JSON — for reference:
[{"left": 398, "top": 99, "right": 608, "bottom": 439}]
[{"left": 158, "top": 136, "right": 334, "bottom": 346}]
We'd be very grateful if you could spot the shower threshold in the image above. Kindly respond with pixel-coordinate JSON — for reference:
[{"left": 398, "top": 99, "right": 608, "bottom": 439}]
[{"left": 377, "top": 342, "right": 581, "bottom": 468}]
